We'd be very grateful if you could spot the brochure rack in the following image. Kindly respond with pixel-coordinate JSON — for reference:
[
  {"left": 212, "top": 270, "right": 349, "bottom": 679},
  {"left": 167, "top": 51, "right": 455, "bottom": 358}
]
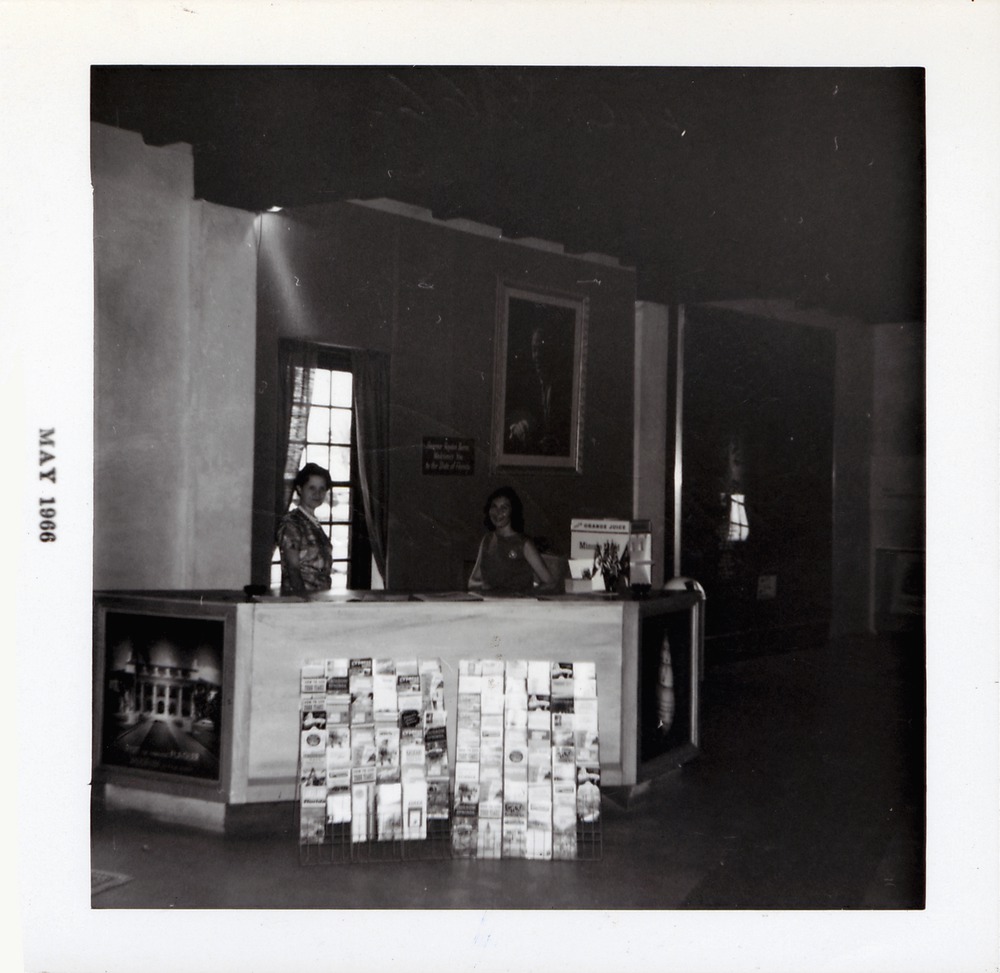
[
  {"left": 298, "top": 815, "right": 454, "bottom": 865},
  {"left": 574, "top": 818, "right": 603, "bottom": 861},
  {"left": 298, "top": 655, "right": 602, "bottom": 864},
  {"left": 297, "top": 655, "right": 452, "bottom": 865}
]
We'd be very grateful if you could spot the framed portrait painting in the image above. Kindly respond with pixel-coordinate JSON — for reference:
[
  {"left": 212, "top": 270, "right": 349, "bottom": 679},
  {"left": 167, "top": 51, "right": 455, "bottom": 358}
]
[{"left": 492, "top": 283, "right": 588, "bottom": 471}]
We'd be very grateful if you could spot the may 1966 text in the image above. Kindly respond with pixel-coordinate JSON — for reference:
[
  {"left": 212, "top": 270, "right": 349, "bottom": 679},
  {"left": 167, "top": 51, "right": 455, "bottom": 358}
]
[{"left": 39, "top": 428, "right": 56, "bottom": 542}]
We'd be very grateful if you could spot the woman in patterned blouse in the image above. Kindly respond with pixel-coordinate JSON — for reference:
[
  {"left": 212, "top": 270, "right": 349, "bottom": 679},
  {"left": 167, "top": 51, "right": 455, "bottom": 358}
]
[{"left": 277, "top": 463, "right": 334, "bottom": 596}]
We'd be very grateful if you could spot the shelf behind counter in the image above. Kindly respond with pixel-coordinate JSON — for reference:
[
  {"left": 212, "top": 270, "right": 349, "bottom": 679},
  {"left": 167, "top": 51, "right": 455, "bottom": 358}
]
[{"left": 93, "top": 589, "right": 702, "bottom": 829}]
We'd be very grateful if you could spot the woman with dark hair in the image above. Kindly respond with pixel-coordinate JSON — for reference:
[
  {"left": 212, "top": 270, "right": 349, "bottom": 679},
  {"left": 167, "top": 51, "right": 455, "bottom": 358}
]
[
  {"left": 276, "top": 463, "right": 334, "bottom": 596},
  {"left": 468, "top": 486, "right": 554, "bottom": 594}
]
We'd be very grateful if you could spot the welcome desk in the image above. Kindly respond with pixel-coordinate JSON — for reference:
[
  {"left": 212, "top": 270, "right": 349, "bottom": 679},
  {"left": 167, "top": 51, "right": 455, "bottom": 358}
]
[{"left": 94, "top": 589, "right": 703, "bottom": 830}]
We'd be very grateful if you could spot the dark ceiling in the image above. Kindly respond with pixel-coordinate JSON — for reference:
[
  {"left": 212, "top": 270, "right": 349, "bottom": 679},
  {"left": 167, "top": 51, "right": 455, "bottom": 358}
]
[{"left": 91, "top": 66, "right": 925, "bottom": 323}]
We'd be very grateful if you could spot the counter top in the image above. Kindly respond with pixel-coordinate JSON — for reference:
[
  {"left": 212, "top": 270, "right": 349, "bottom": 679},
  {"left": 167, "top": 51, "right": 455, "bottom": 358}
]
[{"left": 96, "top": 588, "right": 698, "bottom": 607}]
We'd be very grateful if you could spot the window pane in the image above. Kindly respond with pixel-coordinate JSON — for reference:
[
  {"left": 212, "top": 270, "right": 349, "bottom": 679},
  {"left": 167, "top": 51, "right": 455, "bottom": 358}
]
[
  {"left": 329, "top": 486, "right": 351, "bottom": 517},
  {"left": 330, "top": 407, "right": 352, "bottom": 445},
  {"left": 303, "top": 444, "right": 330, "bottom": 472},
  {"left": 313, "top": 501, "right": 332, "bottom": 524},
  {"left": 306, "top": 406, "right": 330, "bottom": 445},
  {"left": 330, "top": 524, "right": 350, "bottom": 559},
  {"left": 310, "top": 368, "right": 331, "bottom": 407},
  {"left": 330, "top": 370, "right": 353, "bottom": 408},
  {"left": 329, "top": 445, "right": 351, "bottom": 481},
  {"left": 331, "top": 562, "right": 348, "bottom": 590}
]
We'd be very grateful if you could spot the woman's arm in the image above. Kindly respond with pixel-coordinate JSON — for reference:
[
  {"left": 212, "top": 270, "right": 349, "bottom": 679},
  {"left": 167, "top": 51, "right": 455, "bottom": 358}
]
[
  {"left": 277, "top": 518, "right": 307, "bottom": 596},
  {"left": 522, "top": 538, "right": 555, "bottom": 589},
  {"left": 467, "top": 536, "right": 486, "bottom": 590},
  {"left": 281, "top": 547, "right": 307, "bottom": 596}
]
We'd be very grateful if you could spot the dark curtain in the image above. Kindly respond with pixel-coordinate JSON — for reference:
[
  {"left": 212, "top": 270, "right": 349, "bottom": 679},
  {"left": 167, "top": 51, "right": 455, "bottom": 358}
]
[
  {"left": 276, "top": 342, "right": 317, "bottom": 523},
  {"left": 351, "top": 349, "right": 390, "bottom": 584}
]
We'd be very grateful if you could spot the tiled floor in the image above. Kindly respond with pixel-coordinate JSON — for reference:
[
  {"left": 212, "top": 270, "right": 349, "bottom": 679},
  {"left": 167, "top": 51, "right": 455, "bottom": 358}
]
[{"left": 91, "top": 633, "right": 924, "bottom": 910}]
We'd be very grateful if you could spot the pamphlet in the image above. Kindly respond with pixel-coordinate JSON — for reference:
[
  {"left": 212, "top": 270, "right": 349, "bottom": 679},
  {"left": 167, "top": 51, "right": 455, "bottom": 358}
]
[
  {"left": 300, "top": 705, "right": 327, "bottom": 732},
  {"left": 299, "top": 754, "right": 327, "bottom": 803},
  {"left": 551, "top": 711, "right": 574, "bottom": 746},
  {"left": 420, "top": 667, "right": 446, "bottom": 713},
  {"left": 503, "top": 729, "right": 528, "bottom": 782},
  {"left": 505, "top": 658, "right": 528, "bottom": 683},
  {"left": 299, "top": 802, "right": 326, "bottom": 843},
  {"left": 477, "top": 819, "right": 502, "bottom": 859},
  {"left": 527, "top": 660, "right": 550, "bottom": 694},
  {"left": 402, "top": 778, "right": 428, "bottom": 840},
  {"left": 457, "top": 672, "right": 483, "bottom": 695},
  {"left": 576, "top": 765, "right": 602, "bottom": 823},
  {"left": 451, "top": 818, "right": 477, "bottom": 858},
  {"left": 478, "top": 774, "right": 504, "bottom": 821},
  {"left": 327, "top": 725, "right": 351, "bottom": 766},
  {"left": 351, "top": 782, "right": 371, "bottom": 842},
  {"left": 552, "top": 744, "right": 577, "bottom": 780},
  {"left": 300, "top": 728, "right": 326, "bottom": 759},
  {"left": 552, "top": 790, "right": 578, "bottom": 861},
  {"left": 350, "top": 724, "right": 376, "bottom": 769},
  {"left": 327, "top": 785, "right": 352, "bottom": 825},
  {"left": 426, "top": 777, "right": 450, "bottom": 820},
  {"left": 376, "top": 782, "right": 403, "bottom": 841},
  {"left": 348, "top": 657, "right": 373, "bottom": 681},
  {"left": 375, "top": 725, "right": 400, "bottom": 781},
  {"left": 400, "top": 742, "right": 426, "bottom": 780},
  {"left": 399, "top": 725, "right": 424, "bottom": 747},
  {"left": 300, "top": 661, "right": 326, "bottom": 696},
  {"left": 350, "top": 678, "right": 374, "bottom": 725}
]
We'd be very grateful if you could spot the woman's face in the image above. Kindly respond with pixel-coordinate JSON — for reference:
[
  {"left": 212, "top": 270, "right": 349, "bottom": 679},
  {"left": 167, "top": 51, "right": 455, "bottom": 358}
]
[
  {"left": 298, "top": 474, "right": 329, "bottom": 512},
  {"left": 489, "top": 495, "right": 513, "bottom": 531}
]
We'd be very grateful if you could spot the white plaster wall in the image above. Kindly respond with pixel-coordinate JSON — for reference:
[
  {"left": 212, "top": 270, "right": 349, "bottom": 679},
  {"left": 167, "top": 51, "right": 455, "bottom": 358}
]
[{"left": 93, "top": 123, "right": 257, "bottom": 589}]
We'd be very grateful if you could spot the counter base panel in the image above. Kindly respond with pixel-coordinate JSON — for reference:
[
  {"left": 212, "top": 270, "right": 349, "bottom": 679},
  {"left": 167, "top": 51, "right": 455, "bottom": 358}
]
[
  {"left": 245, "top": 601, "right": 626, "bottom": 797},
  {"left": 102, "top": 782, "right": 227, "bottom": 833}
]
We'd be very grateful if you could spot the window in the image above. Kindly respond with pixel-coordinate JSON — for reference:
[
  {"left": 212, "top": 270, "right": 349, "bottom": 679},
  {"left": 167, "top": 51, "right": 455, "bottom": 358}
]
[
  {"left": 726, "top": 493, "right": 749, "bottom": 542},
  {"left": 272, "top": 350, "right": 370, "bottom": 590}
]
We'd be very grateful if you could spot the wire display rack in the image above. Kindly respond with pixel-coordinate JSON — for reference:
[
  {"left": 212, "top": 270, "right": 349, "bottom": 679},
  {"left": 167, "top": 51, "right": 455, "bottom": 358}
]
[
  {"left": 574, "top": 818, "right": 603, "bottom": 861},
  {"left": 296, "top": 657, "right": 603, "bottom": 866},
  {"left": 299, "top": 816, "right": 455, "bottom": 865}
]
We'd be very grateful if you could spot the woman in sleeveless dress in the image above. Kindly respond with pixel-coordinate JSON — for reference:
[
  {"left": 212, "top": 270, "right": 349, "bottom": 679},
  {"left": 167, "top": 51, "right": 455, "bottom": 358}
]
[{"left": 468, "top": 486, "right": 554, "bottom": 594}]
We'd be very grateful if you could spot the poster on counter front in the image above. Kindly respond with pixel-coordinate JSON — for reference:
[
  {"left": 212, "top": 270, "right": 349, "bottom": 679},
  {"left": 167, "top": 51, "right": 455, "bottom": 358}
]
[{"left": 100, "top": 611, "right": 225, "bottom": 780}]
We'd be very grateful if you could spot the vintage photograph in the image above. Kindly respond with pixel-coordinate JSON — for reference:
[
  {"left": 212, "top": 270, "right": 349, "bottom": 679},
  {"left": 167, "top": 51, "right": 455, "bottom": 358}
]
[
  {"left": 8, "top": 4, "right": 1000, "bottom": 969},
  {"left": 86, "top": 62, "right": 930, "bottom": 914}
]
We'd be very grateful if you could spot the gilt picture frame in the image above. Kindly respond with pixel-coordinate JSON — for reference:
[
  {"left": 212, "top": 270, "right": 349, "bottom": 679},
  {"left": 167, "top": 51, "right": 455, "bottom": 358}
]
[{"left": 492, "top": 282, "right": 588, "bottom": 471}]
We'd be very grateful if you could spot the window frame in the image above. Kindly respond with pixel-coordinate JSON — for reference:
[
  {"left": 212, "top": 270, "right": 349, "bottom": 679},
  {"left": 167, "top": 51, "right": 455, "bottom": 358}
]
[{"left": 271, "top": 344, "right": 372, "bottom": 590}]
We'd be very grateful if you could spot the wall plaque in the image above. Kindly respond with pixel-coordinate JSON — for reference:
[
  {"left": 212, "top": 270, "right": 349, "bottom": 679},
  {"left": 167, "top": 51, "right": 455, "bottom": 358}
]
[{"left": 422, "top": 437, "right": 475, "bottom": 475}]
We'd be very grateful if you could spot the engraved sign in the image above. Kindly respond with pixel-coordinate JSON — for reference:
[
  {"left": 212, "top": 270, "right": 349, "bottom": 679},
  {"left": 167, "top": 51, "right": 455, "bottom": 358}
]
[{"left": 422, "top": 437, "right": 475, "bottom": 475}]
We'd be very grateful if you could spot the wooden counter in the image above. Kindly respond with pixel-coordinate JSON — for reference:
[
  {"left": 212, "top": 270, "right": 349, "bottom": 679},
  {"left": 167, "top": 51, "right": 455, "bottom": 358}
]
[{"left": 94, "top": 590, "right": 702, "bottom": 827}]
